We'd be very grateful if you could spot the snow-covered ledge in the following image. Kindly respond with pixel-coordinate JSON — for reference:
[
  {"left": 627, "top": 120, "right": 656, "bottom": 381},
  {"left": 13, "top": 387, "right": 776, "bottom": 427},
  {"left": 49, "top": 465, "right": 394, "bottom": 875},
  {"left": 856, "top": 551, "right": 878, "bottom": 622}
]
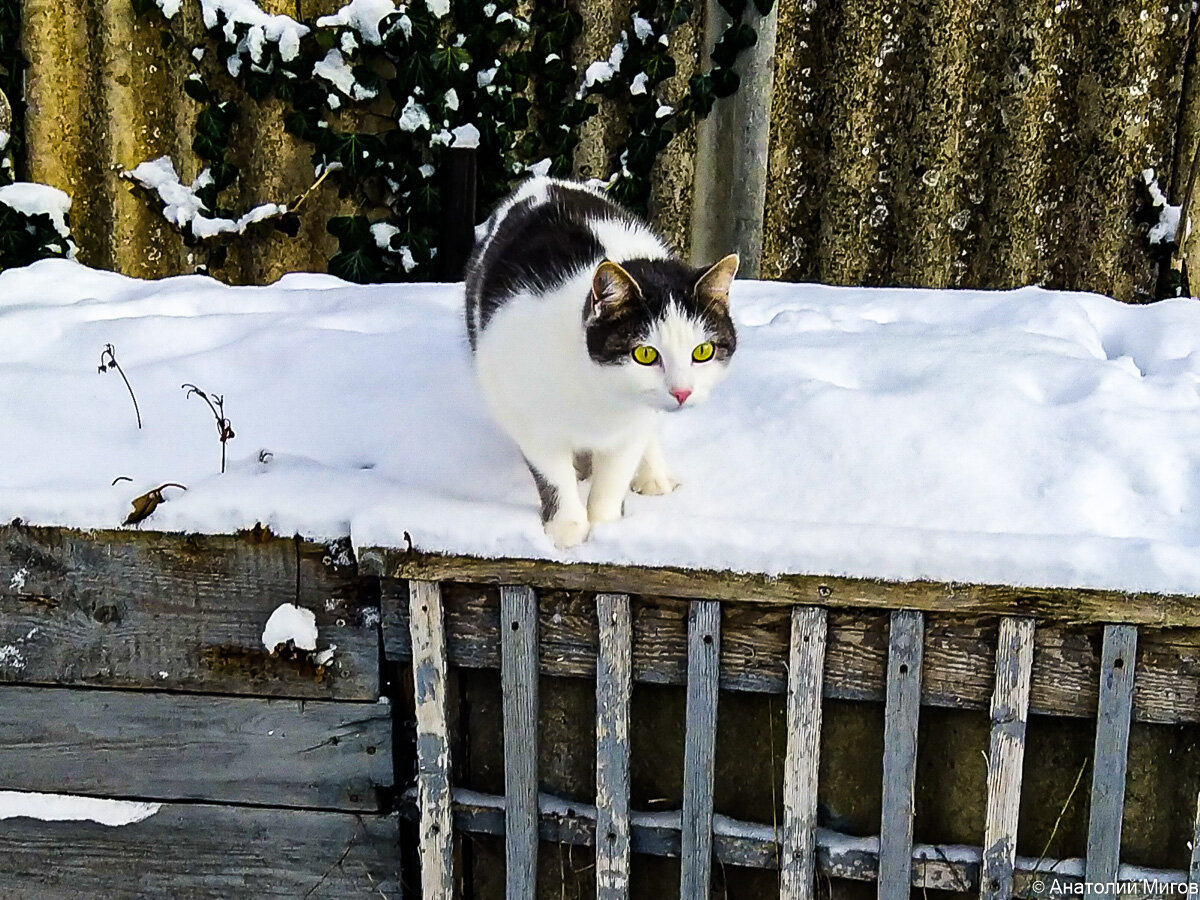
[{"left": 3, "top": 260, "right": 1200, "bottom": 623}]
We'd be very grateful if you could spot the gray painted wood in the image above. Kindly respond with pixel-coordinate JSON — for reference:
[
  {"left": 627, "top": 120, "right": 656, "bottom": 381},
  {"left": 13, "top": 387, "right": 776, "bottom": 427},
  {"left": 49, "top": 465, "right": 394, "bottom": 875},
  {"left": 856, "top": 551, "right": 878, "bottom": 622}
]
[
  {"left": 408, "top": 579, "right": 455, "bottom": 900},
  {"left": 981, "top": 617, "right": 1036, "bottom": 900},
  {"left": 380, "top": 581, "right": 1200, "bottom": 726},
  {"left": 594, "top": 593, "right": 633, "bottom": 899},
  {"left": 780, "top": 605, "right": 828, "bottom": 900},
  {"left": 501, "top": 584, "right": 540, "bottom": 899},
  {"left": 1084, "top": 624, "right": 1139, "bottom": 899},
  {"left": 407, "top": 788, "right": 1188, "bottom": 898},
  {"left": 0, "top": 800, "right": 401, "bottom": 898},
  {"left": 0, "top": 525, "right": 377, "bottom": 699},
  {"left": 0, "top": 686, "right": 390, "bottom": 810},
  {"left": 879, "top": 609, "right": 925, "bottom": 900},
  {"left": 681, "top": 600, "right": 722, "bottom": 899},
  {"left": 690, "top": 0, "right": 780, "bottom": 276},
  {"left": 1190, "top": 789, "right": 1200, "bottom": 888}
]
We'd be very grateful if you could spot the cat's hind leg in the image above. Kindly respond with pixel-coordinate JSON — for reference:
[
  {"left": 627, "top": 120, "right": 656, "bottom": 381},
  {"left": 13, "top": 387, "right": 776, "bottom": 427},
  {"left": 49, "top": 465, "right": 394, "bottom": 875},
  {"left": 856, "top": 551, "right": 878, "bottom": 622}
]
[
  {"left": 630, "top": 432, "right": 679, "bottom": 496},
  {"left": 524, "top": 451, "right": 590, "bottom": 549}
]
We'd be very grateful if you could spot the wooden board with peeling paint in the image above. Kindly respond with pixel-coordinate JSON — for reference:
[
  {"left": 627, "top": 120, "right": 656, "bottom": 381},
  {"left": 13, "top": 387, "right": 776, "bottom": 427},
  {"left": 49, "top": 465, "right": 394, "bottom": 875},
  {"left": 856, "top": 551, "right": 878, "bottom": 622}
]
[{"left": 0, "top": 525, "right": 380, "bottom": 699}]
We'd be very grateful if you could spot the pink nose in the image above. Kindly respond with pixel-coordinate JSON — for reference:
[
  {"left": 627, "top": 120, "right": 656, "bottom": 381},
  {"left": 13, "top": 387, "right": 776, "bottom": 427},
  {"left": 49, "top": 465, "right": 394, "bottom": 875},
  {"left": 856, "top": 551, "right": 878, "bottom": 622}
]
[{"left": 670, "top": 388, "right": 692, "bottom": 406}]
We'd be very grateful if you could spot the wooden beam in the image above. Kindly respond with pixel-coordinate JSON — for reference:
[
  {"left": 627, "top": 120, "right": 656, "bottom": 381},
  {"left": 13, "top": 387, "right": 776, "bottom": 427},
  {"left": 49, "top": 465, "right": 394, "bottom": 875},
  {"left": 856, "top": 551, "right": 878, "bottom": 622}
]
[
  {"left": 1085, "top": 625, "right": 1138, "bottom": 898},
  {"left": 380, "top": 582, "right": 1200, "bottom": 725},
  {"left": 402, "top": 789, "right": 1189, "bottom": 898},
  {"left": 690, "top": 0, "right": 780, "bottom": 276},
  {"left": 780, "top": 606, "right": 828, "bottom": 900},
  {"left": 0, "top": 686, "right": 390, "bottom": 810},
  {"left": 362, "top": 549, "right": 1200, "bottom": 628},
  {"left": 1190, "top": 788, "right": 1200, "bottom": 890},
  {"left": 594, "top": 593, "right": 632, "bottom": 900},
  {"left": 681, "top": 600, "right": 721, "bottom": 899},
  {"left": 879, "top": 610, "right": 924, "bottom": 900},
  {"left": 0, "top": 800, "right": 401, "bottom": 897},
  {"left": 408, "top": 580, "right": 454, "bottom": 900},
  {"left": 981, "top": 617, "right": 1036, "bottom": 900},
  {"left": 501, "top": 584, "right": 540, "bottom": 898},
  {"left": 1, "top": 524, "right": 378, "bottom": 699}
]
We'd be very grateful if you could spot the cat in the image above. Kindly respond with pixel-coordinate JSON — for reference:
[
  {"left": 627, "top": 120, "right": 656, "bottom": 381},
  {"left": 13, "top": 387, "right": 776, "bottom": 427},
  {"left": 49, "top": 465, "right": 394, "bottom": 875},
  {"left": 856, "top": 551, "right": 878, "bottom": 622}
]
[{"left": 465, "top": 176, "right": 738, "bottom": 549}]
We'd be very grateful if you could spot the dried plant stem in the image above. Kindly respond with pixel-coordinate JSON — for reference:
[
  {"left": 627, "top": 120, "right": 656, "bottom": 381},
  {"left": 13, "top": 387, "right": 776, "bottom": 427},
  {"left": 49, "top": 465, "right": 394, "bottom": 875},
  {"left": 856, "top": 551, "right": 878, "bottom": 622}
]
[
  {"left": 99, "top": 344, "right": 142, "bottom": 429},
  {"left": 181, "top": 382, "right": 235, "bottom": 473}
]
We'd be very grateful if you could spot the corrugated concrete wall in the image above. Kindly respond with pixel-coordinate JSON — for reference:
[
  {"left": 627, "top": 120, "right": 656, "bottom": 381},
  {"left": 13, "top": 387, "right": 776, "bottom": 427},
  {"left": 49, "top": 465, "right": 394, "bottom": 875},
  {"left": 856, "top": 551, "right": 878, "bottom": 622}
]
[{"left": 19, "top": 0, "right": 1199, "bottom": 298}]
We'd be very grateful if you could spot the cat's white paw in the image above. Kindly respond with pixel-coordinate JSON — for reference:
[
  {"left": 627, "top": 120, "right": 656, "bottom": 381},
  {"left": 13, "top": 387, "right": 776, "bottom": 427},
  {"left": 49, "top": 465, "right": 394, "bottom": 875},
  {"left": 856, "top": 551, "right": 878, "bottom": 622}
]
[
  {"left": 545, "top": 516, "right": 590, "bottom": 549},
  {"left": 631, "top": 472, "right": 680, "bottom": 496}
]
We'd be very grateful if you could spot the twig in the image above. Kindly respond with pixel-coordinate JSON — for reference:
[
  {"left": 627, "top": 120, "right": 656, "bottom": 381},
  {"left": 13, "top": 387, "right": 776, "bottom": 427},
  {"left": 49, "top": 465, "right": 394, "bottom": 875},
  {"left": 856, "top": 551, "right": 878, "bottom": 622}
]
[
  {"left": 99, "top": 344, "right": 143, "bottom": 429},
  {"left": 1032, "top": 755, "right": 1090, "bottom": 876},
  {"left": 291, "top": 164, "right": 337, "bottom": 213},
  {"left": 182, "top": 383, "right": 235, "bottom": 473}
]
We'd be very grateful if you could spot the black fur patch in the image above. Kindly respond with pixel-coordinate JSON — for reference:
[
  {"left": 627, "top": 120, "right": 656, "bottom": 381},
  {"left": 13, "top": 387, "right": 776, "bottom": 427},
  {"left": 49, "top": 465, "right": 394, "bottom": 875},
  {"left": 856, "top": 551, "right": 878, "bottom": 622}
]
[
  {"left": 584, "top": 258, "right": 737, "bottom": 366},
  {"left": 465, "top": 183, "right": 636, "bottom": 349},
  {"left": 526, "top": 461, "right": 559, "bottom": 523}
]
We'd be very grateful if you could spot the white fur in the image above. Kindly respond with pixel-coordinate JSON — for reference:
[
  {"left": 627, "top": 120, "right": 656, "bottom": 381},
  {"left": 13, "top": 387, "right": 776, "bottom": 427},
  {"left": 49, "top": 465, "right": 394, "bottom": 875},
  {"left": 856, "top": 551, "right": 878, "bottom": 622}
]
[{"left": 474, "top": 199, "right": 732, "bottom": 549}]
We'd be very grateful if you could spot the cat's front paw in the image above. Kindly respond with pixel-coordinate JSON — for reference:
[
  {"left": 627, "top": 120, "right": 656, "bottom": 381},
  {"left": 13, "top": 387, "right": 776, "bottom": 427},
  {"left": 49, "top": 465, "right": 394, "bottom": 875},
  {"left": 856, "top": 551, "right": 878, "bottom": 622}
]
[
  {"left": 631, "top": 471, "right": 680, "bottom": 496},
  {"left": 545, "top": 516, "right": 590, "bottom": 549}
]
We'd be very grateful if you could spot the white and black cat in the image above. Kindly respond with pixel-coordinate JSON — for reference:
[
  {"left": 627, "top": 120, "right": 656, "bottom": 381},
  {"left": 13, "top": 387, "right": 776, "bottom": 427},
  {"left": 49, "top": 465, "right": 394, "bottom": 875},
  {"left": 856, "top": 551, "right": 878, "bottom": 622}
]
[{"left": 465, "top": 176, "right": 738, "bottom": 549}]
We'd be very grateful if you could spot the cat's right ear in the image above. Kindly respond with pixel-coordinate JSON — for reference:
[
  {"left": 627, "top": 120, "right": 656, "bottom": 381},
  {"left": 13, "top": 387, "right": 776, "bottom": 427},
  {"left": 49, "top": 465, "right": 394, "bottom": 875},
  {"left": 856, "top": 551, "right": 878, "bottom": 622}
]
[{"left": 587, "top": 261, "right": 640, "bottom": 318}]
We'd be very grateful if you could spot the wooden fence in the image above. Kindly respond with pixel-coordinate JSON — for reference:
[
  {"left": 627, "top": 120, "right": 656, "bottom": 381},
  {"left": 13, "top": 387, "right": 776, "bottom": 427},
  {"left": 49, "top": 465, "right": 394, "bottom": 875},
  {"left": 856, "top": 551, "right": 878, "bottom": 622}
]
[
  {"left": 4, "top": 523, "right": 1200, "bottom": 897},
  {"left": 365, "top": 550, "right": 1200, "bottom": 899}
]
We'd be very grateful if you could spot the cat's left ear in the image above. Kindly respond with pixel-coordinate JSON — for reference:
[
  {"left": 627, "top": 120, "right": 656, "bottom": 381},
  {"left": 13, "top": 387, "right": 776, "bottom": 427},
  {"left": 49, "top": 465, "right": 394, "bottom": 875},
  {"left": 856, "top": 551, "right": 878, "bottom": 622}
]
[
  {"left": 588, "top": 260, "right": 641, "bottom": 318},
  {"left": 694, "top": 253, "right": 739, "bottom": 310}
]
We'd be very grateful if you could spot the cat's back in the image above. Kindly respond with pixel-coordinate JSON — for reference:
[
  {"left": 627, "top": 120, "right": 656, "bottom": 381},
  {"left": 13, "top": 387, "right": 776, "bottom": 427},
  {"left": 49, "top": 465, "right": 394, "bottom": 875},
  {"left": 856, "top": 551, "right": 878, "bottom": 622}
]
[{"left": 464, "top": 177, "right": 670, "bottom": 348}]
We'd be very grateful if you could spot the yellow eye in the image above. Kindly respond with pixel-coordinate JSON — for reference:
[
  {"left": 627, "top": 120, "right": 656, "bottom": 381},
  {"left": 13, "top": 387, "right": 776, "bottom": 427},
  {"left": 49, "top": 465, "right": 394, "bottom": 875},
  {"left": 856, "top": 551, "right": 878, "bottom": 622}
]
[
  {"left": 632, "top": 345, "right": 659, "bottom": 366},
  {"left": 692, "top": 342, "right": 715, "bottom": 363}
]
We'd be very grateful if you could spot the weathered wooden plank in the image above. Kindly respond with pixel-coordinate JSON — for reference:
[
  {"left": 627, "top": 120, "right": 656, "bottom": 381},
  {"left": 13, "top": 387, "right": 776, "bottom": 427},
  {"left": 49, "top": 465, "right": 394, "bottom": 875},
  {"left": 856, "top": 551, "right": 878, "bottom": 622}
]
[
  {"left": 361, "top": 549, "right": 1200, "bottom": 627},
  {"left": 981, "top": 617, "right": 1036, "bottom": 900},
  {"left": 0, "top": 525, "right": 379, "bottom": 699},
  {"left": 879, "top": 610, "right": 924, "bottom": 900},
  {"left": 681, "top": 600, "right": 721, "bottom": 899},
  {"left": 1190, "top": 789, "right": 1200, "bottom": 889},
  {"left": 0, "top": 799, "right": 400, "bottom": 897},
  {"left": 403, "top": 790, "right": 1188, "bottom": 899},
  {"left": 380, "top": 580, "right": 1200, "bottom": 725},
  {"left": 594, "top": 593, "right": 632, "bottom": 900},
  {"left": 1085, "top": 624, "right": 1138, "bottom": 898},
  {"left": 0, "top": 686, "right": 390, "bottom": 810},
  {"left": 500, "top": 584, "right": 539, "bottom": 898},
  {"left": 408, "top": 579, "right": 454, "bottom": 900},
  {"left": 780, "top": 605, "right": 827, "bottom": 900}
]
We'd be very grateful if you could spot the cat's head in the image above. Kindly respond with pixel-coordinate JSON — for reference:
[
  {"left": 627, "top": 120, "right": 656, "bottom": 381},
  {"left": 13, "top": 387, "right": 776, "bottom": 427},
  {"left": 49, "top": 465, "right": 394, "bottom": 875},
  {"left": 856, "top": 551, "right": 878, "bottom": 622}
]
[{"left": 583, "top": 254, "right": 738, "bottom": 412}]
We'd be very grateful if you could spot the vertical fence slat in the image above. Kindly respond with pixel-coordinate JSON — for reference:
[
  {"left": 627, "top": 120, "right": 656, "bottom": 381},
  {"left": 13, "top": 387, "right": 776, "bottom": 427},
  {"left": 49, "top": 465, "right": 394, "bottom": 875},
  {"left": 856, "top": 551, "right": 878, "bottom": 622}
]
[
  {"left": 981, "top": 617, "right": 1036, "bottom": 900},
  {"left": 780, "top": 606, "right": 828, "bottom": 900},
  {"left": 408, "top": 579, "right": 454, "bottom": 899},
  {"left": 681, "top": 600, "right": 722, "bottom": 899},
  {"left": 1190, "top": 790, "right": 1200, "bottom": 889},
  {"left": 595, "top": 593, "right": 633, "bottom": 899},
  {"left": 1084, "top": 624, "right": 1138, "bottom": 899},
  {"left": 501, "top": 584, "right": 540, "bottom": 899},
  {"left": 879, "top": 609, "right": 925, "bottom": 900}
]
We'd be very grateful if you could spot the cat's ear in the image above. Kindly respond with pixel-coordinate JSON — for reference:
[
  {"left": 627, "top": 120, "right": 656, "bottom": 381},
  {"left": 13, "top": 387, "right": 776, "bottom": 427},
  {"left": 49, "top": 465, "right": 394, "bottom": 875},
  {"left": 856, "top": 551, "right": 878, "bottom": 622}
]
[
  {"left": 588, "top": 260, "right": 641, "bottom": 318},
  {"left": 694, "top": 253, "right": 739, "bottom": 311}
]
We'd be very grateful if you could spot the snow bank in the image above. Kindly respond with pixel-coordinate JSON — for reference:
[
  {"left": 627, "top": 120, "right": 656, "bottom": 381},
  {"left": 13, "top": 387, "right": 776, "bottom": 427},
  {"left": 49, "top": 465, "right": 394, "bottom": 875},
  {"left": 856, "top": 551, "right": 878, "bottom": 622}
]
[
  {"left": 0, "top": 791, "right": 161, "bottom": 826},
  {"left": 3, "top": 259, "right": 1200, "bottom": 595}
]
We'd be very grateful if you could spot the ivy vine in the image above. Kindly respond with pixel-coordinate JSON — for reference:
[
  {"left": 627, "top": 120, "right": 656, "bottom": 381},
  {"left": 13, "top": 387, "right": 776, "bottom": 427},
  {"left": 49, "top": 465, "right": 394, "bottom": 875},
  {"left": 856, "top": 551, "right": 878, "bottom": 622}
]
[{"left": 130, "top": 0, "right": 769, "bottom": 283}]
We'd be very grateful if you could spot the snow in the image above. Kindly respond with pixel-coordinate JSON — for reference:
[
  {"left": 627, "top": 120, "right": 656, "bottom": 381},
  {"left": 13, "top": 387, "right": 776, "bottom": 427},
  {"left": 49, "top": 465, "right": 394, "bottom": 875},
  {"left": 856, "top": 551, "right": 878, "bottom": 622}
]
[
  {"left": 397, "top": 96, "right": 431, "bottom": 132},
  {"left": 316, "top": 0, "right": 397, "bottom": 44},
  {"left": 450, "top": 123, "right": 480, "bottom": 149},
  {"left": 124, "top": 157, "right": 285, "bottom": 239},
  {"left": 4, "top": 260, "right": 1200, "bottom": 595},
  {"left": 199, "top": 0, "right": 309, "bottom": 63},
  {"left": 1144, "top": 168, "right": 1183, "bottom": 245},
  {"left": 313, "top": 48, "right": 377, "bottom": 100},
  {"left": 262, "top": 602, "right": 318, "bottom": 652},
  {"left": 0, "top": 182, "right": 74, "bottom": 241},
  {"left": 0, "top": 791, "right": 161, "bottom": 826}
]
